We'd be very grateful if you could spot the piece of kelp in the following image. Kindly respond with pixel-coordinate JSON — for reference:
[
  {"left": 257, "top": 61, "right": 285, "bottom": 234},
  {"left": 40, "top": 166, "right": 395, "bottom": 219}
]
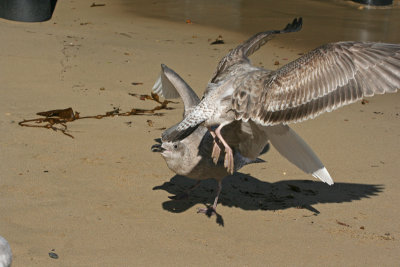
[{"left": 18, "top": 93, "right": 175, "bottom": 138}]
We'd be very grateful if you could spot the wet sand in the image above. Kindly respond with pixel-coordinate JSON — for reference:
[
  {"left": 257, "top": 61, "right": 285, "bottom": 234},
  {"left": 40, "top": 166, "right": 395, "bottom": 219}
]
[
  {"left": 0, "top": 0, "right": 399, "bottom": 266},
  {"left": 121, "top": 0, "right": 400, "bottom": 49}
]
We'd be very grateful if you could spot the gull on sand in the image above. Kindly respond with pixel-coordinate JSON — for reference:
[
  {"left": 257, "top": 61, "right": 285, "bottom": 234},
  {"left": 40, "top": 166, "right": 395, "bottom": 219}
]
[
  {"left": 153, "top": 64, "right": 269, "bottom": 215},
  {"left": 155, "top": 17, "right": 400, "bottom": 215},
  {"left": 153, "top": 66, "right": 331, "bottom": 215}
]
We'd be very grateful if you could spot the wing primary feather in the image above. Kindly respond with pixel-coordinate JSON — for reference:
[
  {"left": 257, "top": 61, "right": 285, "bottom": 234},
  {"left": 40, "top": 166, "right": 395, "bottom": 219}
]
[{"left": 162, "top": 123, "right": 201, "bottom": 142}]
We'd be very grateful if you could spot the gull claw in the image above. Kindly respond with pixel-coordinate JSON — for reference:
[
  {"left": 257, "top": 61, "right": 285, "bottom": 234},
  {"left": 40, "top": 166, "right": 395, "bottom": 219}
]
[{"left": 197, "top": 206, "right": 217, "bottom": 217}]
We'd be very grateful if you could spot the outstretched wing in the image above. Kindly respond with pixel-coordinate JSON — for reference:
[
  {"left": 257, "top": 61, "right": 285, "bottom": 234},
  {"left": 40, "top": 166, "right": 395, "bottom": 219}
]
[
  {"left": 152, "top": 64, "right": 200, "bottom": 116},
  {"left": 210, "top": 17, "right": 302, "bottom": 84},
  {"left": 233, "top": 42, "right": 400, "bottom": 125},
  {"left": 152, "top": 64, "right": 202, "bottom": 141},
  {"left": 266, "top": 125, "right": 333, "bottom": 185}
]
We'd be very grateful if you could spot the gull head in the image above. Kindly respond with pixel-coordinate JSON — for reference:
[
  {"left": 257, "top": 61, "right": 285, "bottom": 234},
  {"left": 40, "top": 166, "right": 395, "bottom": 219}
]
[
  {"left": 160, "top": 141, "right": 192, "bottom": 175},
  {"left": 160, "top": 141, "right": 185, "bottom": 160},
  {"left": 152, "top": 139, "right": 189, "bottom": 173}
]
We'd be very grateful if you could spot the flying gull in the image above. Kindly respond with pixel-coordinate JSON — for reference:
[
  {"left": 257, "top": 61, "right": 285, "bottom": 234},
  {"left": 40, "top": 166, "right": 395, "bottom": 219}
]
[
  {"left": 162, "top": 17, "right": 400, "bottom": 175},
  {"left": 152, "top": 64, "right": 333, "bottom": 215}
]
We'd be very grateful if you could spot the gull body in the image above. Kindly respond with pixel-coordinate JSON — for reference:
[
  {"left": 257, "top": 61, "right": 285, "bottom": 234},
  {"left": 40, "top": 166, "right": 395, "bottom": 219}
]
[{"left": 153, "top": 63, "right": 332, "bottom": 215}]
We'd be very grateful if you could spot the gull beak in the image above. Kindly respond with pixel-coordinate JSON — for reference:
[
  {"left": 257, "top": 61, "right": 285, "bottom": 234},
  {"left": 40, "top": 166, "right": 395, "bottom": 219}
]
[{"left": 151, "top": 143, "right": 165, "bottom": 152}]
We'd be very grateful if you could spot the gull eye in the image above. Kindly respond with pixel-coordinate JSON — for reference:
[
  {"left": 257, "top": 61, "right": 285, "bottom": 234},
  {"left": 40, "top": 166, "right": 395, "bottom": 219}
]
[{"left": 173, "top": 144, "right": 178, "bottom": 149}]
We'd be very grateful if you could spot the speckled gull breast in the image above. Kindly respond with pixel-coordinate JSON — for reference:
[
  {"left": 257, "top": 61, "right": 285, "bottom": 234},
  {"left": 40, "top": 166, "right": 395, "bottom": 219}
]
[
  {"left": 162, "top": 17, "right": 400, "bottom": 175},
  {"left": 152, "top": 63, "right": 333, "bottom": 215},
  {"left": 0, "top": 235, "right": 12, "bottom": 267}
]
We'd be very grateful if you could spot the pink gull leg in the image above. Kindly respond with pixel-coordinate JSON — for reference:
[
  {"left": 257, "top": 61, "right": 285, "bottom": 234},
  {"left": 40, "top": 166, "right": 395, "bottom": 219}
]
[
  {"left": 208, "top": 127, "right": 221, "bottom": 165},
  {"left": 214, "top": 124, "right": 234, "bottom": 174},
  {"left": 197, "top": 180, "right": 222, "bottom": 216}
]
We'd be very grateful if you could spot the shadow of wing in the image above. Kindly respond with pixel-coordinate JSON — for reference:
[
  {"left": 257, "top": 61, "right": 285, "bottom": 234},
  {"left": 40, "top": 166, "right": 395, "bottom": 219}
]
[{"left": 153, "top": 173, "right": 383, "bottom": 214}]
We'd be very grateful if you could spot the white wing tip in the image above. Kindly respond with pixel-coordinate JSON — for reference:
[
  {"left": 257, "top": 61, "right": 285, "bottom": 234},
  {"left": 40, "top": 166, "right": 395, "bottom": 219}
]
[
  {"left": 151, "top": 75, "right": 163, "bottom": 95},
  {"left": 312, "top": 167, "right": 334, "bottom": 185},
  {"left": 152, "top": 66, "right": 182, "bottom": 99}
]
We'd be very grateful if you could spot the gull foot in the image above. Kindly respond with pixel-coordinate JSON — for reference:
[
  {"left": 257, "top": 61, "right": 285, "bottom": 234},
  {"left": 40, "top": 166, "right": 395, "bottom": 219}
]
[
  {"left": 224, "top": 148, "right": 234, "bottom": 174},
  {"left": 197, "top": 206, "right": 217, "bottom": 217},
  {"left": 211, "top": 141, "right": 221, "bottom": 165}
]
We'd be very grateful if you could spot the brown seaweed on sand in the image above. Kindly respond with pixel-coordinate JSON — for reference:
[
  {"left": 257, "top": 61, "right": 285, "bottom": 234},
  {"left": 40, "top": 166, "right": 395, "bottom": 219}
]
[{"left": 18, "top": 93, "right": 174, "bottom": 138}]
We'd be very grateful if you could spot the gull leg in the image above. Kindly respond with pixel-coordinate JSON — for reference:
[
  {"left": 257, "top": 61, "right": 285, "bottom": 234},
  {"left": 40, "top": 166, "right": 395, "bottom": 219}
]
[
  {"left": 211, "top": 180, "right": 222, "bottom": 210},
  {"left": 197, "top": 180, "right": 222, "bottom": 216},
  {"left": 208, "top": 127, "right": 221, "bottom": 165},
  {"left": 168, "top": 180, "right": 201, "bottom": 200},
  {"left": 212, "top": 144, "right": 221, "bottom": 165},
  {"left": 215, "top": 125, "right": 234, "bottom": 174}
]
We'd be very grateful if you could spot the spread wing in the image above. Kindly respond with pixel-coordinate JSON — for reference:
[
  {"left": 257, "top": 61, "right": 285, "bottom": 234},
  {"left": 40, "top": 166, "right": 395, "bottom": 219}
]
[
  {"left": 209, "top": 17, "right": 302, "bottom": 84},
  {"left": 266, "top": 125, "right": 333, "bottom": 185},
  {"left": 233, "top": 42, "right": 400, "bottom": 125},
  {"left": 223, "top": 122, "right": 333, "bottom": 185},
  {"left": 152, "top": 64, "right": 200, "bottom": 116},
  {"left": 151, "top": 64, "right": 201, "bottom": 141}
]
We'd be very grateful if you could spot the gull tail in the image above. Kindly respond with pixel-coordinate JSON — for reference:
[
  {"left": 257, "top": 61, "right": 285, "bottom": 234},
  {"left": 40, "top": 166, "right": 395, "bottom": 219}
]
[
  {"left": 234, "top": 155, "right": 266, "bottom": 171},
  {"left": 266, "top": 125, "right": 334, "bottom": 185}
]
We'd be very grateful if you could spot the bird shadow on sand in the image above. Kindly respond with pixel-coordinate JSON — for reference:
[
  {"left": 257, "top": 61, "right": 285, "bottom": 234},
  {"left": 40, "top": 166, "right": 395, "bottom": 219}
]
[{"left": 153, "top": 174, "right": 383, "bottom": 226}]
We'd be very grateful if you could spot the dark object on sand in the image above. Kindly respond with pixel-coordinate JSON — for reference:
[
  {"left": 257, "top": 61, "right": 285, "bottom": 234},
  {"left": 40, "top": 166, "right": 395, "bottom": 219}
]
[
  {"left": 211, "top": 35, "right": 224, "bottom": 45},
  {"left": 48, "top": 252, "right": 59, "bottom": 259},
  {"left": 0, "top": 0, "right": 57, "bottom": 22},
  {"left": 90, "top": 2, "right": 105, "bottom": 7},
  {"left": 351, "top": 0, "right": 393, "bottom": 6}
]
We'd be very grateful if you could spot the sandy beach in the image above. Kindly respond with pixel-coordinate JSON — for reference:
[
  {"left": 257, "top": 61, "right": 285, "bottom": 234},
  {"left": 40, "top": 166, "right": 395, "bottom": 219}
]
[{"left": 1, "top": 0, "right": 400, "bottom": 265}]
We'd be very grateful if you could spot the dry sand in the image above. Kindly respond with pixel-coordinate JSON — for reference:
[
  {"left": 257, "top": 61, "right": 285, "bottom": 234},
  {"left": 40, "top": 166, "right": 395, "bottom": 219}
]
[{"left": 1, "top": 0, "right": 399, "bottom": 266}]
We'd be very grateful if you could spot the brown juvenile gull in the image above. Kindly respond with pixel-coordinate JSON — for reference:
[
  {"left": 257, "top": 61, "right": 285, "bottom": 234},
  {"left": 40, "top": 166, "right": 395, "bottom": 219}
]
[
  {"left": 0, "top": 235, "right": 12, "bottom": 267},
  {"left": 163, "top": 17, "right": 400, "bottom": 174},
  {"left": 152, "top": 64, "right": 332, "bottom": 215}
]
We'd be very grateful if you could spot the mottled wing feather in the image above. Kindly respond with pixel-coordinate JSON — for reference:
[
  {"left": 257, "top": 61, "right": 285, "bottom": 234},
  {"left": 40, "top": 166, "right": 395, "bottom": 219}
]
[
  {"left": 233, "top": 42, "right": 400, "bottom": 125},
  {"left": 163, "top": 18, "right": 304, "bottom": 142},
  {"left": 162, "top": 100, "right": 211, "bottom": 142},
  {"left": 210, "top": 17, "right": 302, "bottom": 84},
  {"left": 242, "top": 17, "right": 303, "bottom": 59},
  {"left": 232, "top": 70, "right": 272, "bottom": 121}
]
